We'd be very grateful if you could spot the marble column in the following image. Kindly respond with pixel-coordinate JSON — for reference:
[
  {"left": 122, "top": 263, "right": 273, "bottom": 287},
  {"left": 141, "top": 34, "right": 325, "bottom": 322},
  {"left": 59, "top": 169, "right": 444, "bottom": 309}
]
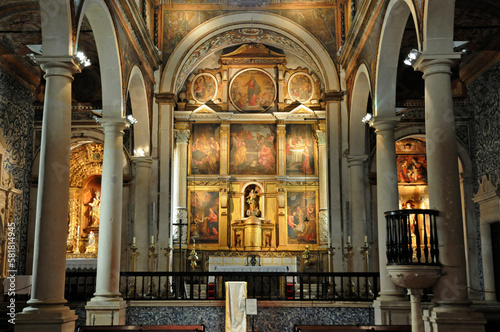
[
  {"left": 172, "top": 124, "right": 190, "bottom": 271},
  {"left": 416, "top": 54, "right": 485, "bottom": 331},
  {"left": 155, "top": 93, "right": 175, "bottom": 271},
  {"left": 347, "top": 154, "right": 368, "bottom": 272},
  {"left": 16, "top": 57, "right": 80, "bottom": 332},
  {"left": 316, "top": 126, "right": 329, "bottom": 248},
  {"left": 371, "top": 116, "right": 408, "bottom": 325},
  {"left": 472, "top": 175, "right": 500, "bottom": 302},
  {"left": 131, "top": 156, "right": 153, "bottom": 271},
  {"left": 86, "top": 118, "right": 127, "bottom": 325}
]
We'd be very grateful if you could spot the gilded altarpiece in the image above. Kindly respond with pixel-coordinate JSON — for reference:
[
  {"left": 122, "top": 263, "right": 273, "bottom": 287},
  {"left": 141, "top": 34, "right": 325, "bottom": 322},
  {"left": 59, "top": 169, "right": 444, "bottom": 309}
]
[{"left": 66, "top": 143, "right": 103, "bottom": 257}]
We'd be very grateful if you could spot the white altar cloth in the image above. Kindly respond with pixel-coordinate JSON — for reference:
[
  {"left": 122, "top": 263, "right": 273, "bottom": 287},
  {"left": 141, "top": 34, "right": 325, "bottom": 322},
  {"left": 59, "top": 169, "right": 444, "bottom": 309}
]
[{"left": 225, "top": 281, "right": 247, "bottom": 332}]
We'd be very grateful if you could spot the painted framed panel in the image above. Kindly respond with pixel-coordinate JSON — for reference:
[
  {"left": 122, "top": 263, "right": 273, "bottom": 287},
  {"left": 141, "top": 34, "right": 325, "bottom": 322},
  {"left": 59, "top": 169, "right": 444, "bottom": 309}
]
[
  {"left": 288, "top": 72, "right": 314, "bottom": 103},
  {"left": 189, "top": 190, "right": 220, "bottom": 244},
  {"left": 287, "top": 191, "right": 317, "bottom": 245},
  {"left": 190, "top": 123, "right": 220, "bottom": 175},
  {"left": 286, "top": 124, "right": 316, "bottom": 176},
  {"left": 229, "top": 68, "right": 276, "bottom": 112},
  {"left": 397, "top": 155, "right": 428, "bottom": 184},
  {"left": 230, "top": 124, "right": 276, "bottom": 175},
  {"left": 191, "top": 73, "right": 218, "bottom": 104}
]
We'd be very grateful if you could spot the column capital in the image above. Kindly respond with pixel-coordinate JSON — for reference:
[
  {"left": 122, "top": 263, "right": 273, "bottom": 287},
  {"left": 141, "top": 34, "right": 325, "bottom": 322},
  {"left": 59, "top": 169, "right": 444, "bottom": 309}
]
[
  {"left": 315, "top": 130, "right": 327, "bottom": 145},
  {"left": 414, "top": 53, "right": 461, "bottom": 78},
  {"left": 370, "top": 116, "right": 400, "bottom": 132},
  {"left": 131, "top": 156, "right": 153, "bottom": 167},
  {"left": 97, "top": 117, "right": 128, "bottom": 132},
  {"left": 322, "top": 90, "right": 344, "bottom": 102},
  {"left": 155, "top": 92, "right": 176, "bottom": 105},
  {"left": 174, "top": 129, "right": 191, "bottom": 143},
  {"left": 347, "top": 154, "right": 369, "bottom": 166},
  {"left": 36, "top": 55, "right": 82, "bottom": 78}
]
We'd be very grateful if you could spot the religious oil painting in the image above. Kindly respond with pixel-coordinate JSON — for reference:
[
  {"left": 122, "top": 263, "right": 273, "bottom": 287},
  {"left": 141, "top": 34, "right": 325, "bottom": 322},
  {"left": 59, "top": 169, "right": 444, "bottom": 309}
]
[
  {"left": 191, "top": 73, "right": 218, "bottom": 104},
  {"left": 190, "top": 124, "right": 220, "bottom": 175},
  {"left": 397, "top": 155, "right": 428, "bottom": 184},
  {"left": 396, "top": 138, "right": 427, "bottom": 184},
  {"left": 287, "top": 191, "right": 317, "bottom": 245},
  {"left": 229, "top": 68, "right": 276, "bottom": 112},
  {"left": 288, "top": 73, "right": 314, "bottom": 103},
  {"left": 286, "top": 124, "right": 316, "bottom": 176},
  {"left": 230, "top": 124, "right": 276, "bottom": 175},
  {"left": 189, "top": 191, "right": 220, "bottom": 244}
]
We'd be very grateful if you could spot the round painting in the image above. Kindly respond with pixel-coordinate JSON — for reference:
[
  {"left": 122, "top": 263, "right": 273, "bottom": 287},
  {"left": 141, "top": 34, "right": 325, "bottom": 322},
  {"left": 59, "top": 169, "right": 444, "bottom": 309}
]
[
  {"left": 288, "top": 72, "right": 314, "bottom": 103},
  {"left": 229, "top": 68, "right": 276, "bottom": 112},
  {"left": 191, "top": 73, "right": 218, "bottom": 104}
]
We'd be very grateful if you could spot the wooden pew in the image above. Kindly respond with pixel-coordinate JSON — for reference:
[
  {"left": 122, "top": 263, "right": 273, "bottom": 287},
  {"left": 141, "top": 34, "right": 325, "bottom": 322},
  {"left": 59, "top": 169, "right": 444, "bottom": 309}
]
[
  {"left": 79, "top": 325, "right": 205, "bottom": 332},
  {"left": 294, "top": 325, "right": 411, "bottom": 332}
]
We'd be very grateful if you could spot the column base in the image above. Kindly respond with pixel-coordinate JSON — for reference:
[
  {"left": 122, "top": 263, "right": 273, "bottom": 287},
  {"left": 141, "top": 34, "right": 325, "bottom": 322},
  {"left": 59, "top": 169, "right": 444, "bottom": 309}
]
[
  {"left": 423, "top": 305, "right": 486, "bottom": 332},
  {"left": 15, "top": 305, "right": 77, "bottom": 332},
  {"left": 85, "top": 297, "right": 127, "bottom": 326},
  {"left": 373, "top": 298, "right": 411, "bottom": 325}
]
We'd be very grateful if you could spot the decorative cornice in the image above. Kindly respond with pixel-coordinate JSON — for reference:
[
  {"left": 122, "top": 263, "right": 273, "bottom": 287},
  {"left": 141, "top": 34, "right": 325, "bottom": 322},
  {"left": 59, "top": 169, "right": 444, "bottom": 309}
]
[
  {"left": 115, "top": 1, "right": 161, "bottom": 76},
  {"left": 322, "top": 91, "right": 344, "bottom": 102}
]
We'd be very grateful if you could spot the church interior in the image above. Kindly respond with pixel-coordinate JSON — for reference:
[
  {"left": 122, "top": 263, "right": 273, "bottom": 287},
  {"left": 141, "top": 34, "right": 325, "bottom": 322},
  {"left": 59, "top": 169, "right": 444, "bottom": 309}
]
[{"left": 1, "top": 0, "right": 500, "bottom": 331}]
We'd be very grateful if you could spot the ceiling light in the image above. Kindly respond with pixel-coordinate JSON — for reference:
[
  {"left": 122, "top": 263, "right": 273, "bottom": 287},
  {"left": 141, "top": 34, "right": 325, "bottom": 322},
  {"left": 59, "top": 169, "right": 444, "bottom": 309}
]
[
  {"left": 362, "top": 113, "right": 373, "bottom": 124},
  {"left": 404, "top": 49, "right": 422, "bottom": 66},
  {"left": 126, "top": 114, "right": 138, "bottom": 126},
  {"left": 75, "top": 51, "right": 91, "bottom": 67}
]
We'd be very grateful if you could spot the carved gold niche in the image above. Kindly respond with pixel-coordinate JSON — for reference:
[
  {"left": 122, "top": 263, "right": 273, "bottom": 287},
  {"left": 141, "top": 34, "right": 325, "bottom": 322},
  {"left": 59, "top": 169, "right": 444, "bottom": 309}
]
[{"left": 66, "top": 142, "right": 103, "bottom": 258}]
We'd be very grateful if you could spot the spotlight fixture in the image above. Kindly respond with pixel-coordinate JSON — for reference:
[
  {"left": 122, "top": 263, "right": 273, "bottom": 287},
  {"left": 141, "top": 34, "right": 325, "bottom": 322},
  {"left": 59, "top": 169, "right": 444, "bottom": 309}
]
[
  {"left": 361, "top": 113, "right": 373, "bottom": 124},
  {"left": 403, "top": 49, "right": 422, "bottom": 66},
  {"left": 75, "top": 51, "right": 91, "bottom": 67},
  {"left": 126, "top": 114, "right": 138, "bottom": 126}
]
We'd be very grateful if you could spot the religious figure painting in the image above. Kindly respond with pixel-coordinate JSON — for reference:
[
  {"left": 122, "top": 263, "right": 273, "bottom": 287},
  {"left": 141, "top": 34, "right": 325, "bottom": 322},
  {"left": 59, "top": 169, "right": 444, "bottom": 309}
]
[
  {"left": 286, "top": 124, "right": 316, "bottom": 176},
  {"left": 287, "top": 191, "right": 317, "bottom": 244},
  {"left": 397, "top": 155, "right": 428, "bottom": 184},
  {"left": 229, "top": 68, "right": 276, "bottom": 112},
  {"left": 189, "top": 190, "right": 220, "bottom": 244},
  {"left": 191, "top": 73, "right": 218, "bottom": 104},
  {"left": 230, "top": 124, "right": 276, "bottom": 175},
  {"left": 288, "top": 72, "right": 314, "bottom": 103},
  {"left": 190, "top": 124, "right": 220, "bottom": 175}
]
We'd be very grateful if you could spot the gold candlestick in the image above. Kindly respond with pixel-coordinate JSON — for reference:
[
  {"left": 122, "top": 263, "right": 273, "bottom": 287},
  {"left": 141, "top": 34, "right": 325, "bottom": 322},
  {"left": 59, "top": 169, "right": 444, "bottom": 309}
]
[{"left": 130, "top": 243, "right": 140, "bottom": 272}]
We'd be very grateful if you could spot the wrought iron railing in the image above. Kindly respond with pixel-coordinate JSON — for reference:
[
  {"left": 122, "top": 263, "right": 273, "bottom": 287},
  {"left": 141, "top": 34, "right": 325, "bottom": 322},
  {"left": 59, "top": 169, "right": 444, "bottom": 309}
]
[
  {"left": 385, "top": 209, "right": 439, "bottom": 265},
  {"left": 120, "top": 271, "right": 379, "bottom": 302},
  {"left": 65, "top": 270, "right": 97, "bottom": 301},
  {"left": 64, "top": 271, "right": 379, "bottom": 302}
]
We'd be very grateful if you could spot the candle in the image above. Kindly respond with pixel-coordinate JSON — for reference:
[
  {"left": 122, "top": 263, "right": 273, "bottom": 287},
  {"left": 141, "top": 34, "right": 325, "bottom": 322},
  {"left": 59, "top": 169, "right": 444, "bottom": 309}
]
[
  {"left": 151, "top": 236, "right": 154, "bottom": 245},
  {"left": 347, "top": 236, "right": 351, "bottom": 244},
  {"left": 133, "top": 237, "right": 136, "bottom": 245},
  {"left": 77, "top": 226, "right": 80, "bottom": 235},
  {"left": 364, "top": 236, "right": 368, "bottom": 243}
]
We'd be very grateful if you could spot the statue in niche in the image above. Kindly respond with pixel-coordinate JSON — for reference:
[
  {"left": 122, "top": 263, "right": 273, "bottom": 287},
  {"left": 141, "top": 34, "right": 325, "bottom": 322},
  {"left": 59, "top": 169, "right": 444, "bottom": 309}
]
[
  {"left": 85, "top": 231, "right": 97, "bottom": 254},
  {"left": 89, "top": 191, "right": 101, "bottom": 226},
  {"left": 245, "top": 187, "right": 261, "bottom": 217},
  {"left": 235, "top": 232, "right": 243, "bottom": 247}
]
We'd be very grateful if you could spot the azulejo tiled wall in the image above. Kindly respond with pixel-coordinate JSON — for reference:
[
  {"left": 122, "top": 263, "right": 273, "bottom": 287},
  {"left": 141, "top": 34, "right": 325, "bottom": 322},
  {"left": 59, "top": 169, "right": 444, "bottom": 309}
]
[
  {"left": 126, "top": 305, "right": 373, "bottom": 331},
  {"left": 0, "top": 69, "right": 34, "bottom": 274}
]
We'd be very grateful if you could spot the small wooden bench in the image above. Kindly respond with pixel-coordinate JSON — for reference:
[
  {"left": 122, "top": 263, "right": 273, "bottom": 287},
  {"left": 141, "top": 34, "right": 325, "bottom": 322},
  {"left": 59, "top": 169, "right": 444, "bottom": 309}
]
[
  {"left": 79, "top": 325, "right": 205, "bottom": 332},
  {"left": 294, "top": 326, "right": 411, "bottom": 332}
]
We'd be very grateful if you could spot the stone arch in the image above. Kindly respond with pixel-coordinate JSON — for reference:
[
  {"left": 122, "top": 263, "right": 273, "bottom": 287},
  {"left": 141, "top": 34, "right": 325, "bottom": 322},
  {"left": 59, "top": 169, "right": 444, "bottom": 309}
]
[
  {"left": 77, "top": 0, "right": 123, "bottom": 118},
  {"left": 350, "top": 63, "right": 372, "bottom": 155},
  {"left": 375, "top": 0, "right": 420, "bottom": 116},
  {"left": 127, "top": 66, "right": 150, "bottom": 155},
  {"left": 160, "top": 12, "right": 339, "bottom": 94}
]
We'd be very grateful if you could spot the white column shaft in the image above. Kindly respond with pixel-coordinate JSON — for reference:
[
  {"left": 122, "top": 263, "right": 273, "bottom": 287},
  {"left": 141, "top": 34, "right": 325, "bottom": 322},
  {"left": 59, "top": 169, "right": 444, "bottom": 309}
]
[
  {"left": 132, "top": 157, "right": 152, "bottom": 271},
  {"left": 419, "top": 57, "right": 468, "bottom": 304},
  {"left": 348, "top": 155, "right": 368, "bottom": 271},
  {"left": 372, "top": 117, "right": 403, "bottom": 299},
  {"left": 94, "top": 118, "right": 126, "bottom": 298}
]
